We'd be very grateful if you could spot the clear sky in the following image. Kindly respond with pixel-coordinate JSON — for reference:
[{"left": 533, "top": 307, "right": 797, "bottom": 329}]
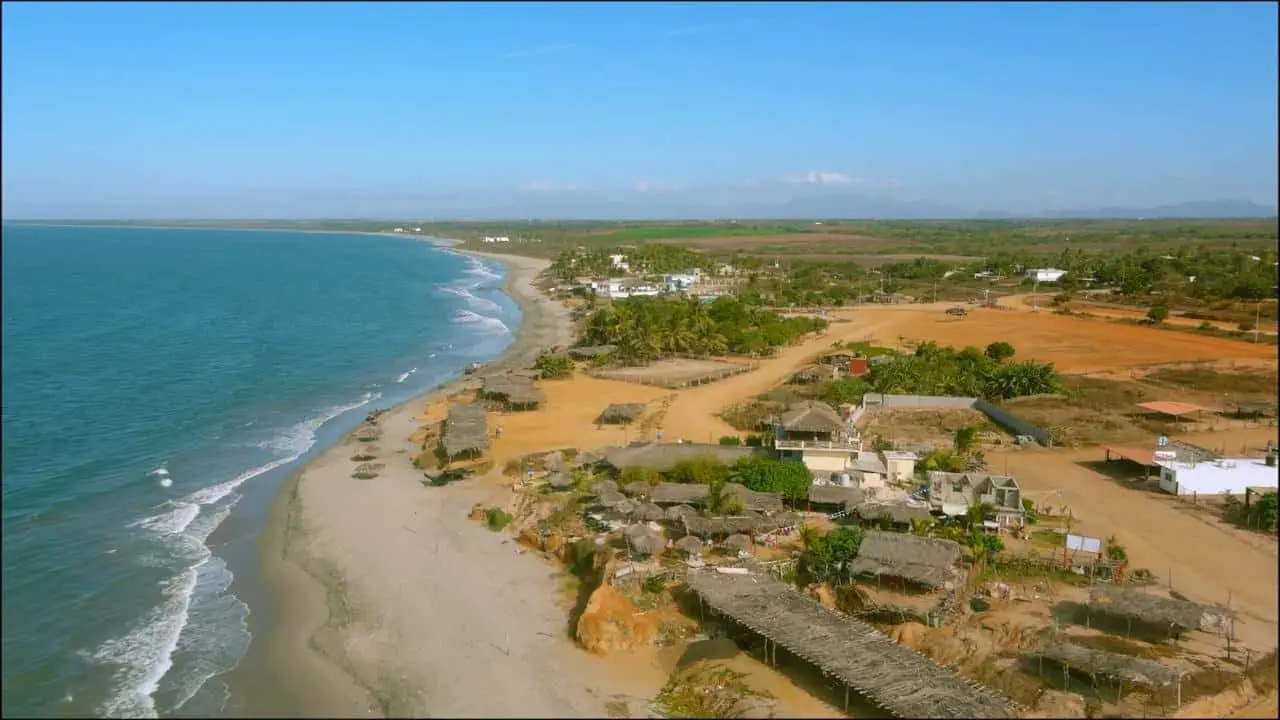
[{"left": 2, "top": 1, "right": 1277, "bottom": 219}]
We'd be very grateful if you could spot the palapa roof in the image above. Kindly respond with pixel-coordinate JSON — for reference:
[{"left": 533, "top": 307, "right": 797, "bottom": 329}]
[
  {"left": 480, "top": 374, "right": 545, "bottom": 407},
  {"left": 623, "top": 480, "right": 654, "bottom": 497},
  {"left": 614, "top": 498, "right": 639, "bottom": 515},
  {"left": 591, "top": 478, "right": 619, "bottom": 494},
  {"left": 674, "top": 535, "right": 705, "bottom": 555},
  {"left": 629, "top": 532, "right": 664, "bottom": 556},
  {"left": 722, "top": 534, "right": 753, "bottom": 552},
  {"left": 441, "top": 403, "right": 489, "bottom": 458},
  {"left": 1087, "top": 586, "right": 1204, "bottom": 630},
  {"left": 354, "top": 424, "right": 383, "bottom": 440},
  {"left": 665, "top": 504, "right": 697, "bottom": 521},
  {"left": 682, "top": 514, "right": 778, "bottom": 538},
  {"left": 598, "top": 402, "right": 647, "bottom": 424},
  {"left": 1034, "top": 643, "right": 1182, "bottom": 688},
  {"left": 855, "top": 502, "right": 934, "bottom": 525},
  {"left": 596, "top": 488, "right": 626, "bottom": 508},
  {"left": 848, "top": 531, "right": 964, "bottom": 589},
  {"left": 603, "top": 442, "right": 762, "bottom": 472},
  {"left": 572, "top": 450, "right": 604, "bottom": 467},
  {"left": 352, "top": 463, "right": 380, "bottom": 478},
  {"left": 351, "top": 444, "right": 380, "bottom": 460},
  {"left": 808, "top": 485, "right": 866, "bottom": 507},
  {"left": 543, "top": 451, "right": 566, "bottom": 472},
  {"left": 634, "top": 502, "right": 666, "bottom": 522},
  {"left": 684, "top": 570, "right": 1018, "bottom": 718},
  {"left": 648, "top": 482, "right": 784, "bottom": 514},
  {"left": 777, "top": 401, "right": 846, "bottom": 434},
  {"left": 546, "top": 471, "right": 575, "bottom": 489}
]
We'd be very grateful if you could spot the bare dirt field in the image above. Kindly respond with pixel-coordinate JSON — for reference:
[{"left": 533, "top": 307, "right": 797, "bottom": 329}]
[
  {"left": 590, "top": 357, "right": 754, "bottom": 388},
  {"left": 825, "top": 302, "right": 1279, "bottom": 374}
]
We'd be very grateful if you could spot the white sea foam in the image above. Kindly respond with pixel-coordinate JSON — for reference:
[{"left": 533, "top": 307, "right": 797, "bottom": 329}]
[
  {"left": 396, "top": 367, "right": 417, "bottom": 384},
  {"left": 464, "top": 256, "right": 503, "bottom": 282},
  {"left": 452, "top": 309, "right": 511, "bottom": 335},
  {"left": 101, "top": 390, "right": 381, "bottom": 718},
  {"left": 441, "top": 284, "right": 501, "bottom": 312}
]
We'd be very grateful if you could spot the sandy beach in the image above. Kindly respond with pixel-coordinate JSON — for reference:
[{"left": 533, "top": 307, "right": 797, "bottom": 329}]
[{"left": 236, "top": 249, "right": 671, "bottom": 718}]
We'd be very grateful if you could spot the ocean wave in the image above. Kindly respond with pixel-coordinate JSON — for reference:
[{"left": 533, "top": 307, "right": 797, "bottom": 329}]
[
  {"left": 396, "top": 367, "right": 417, "bottom": 384},
  {"left": 440, "top": 284, "right": 500, "bottom": 312},
  {"left": 100, "top": 390, "right": 381, "bottom": 718},
  {"left": 452, "top": 309, "right": 511, "bottom": 335},
  {"left": 464, "top": 256, "right": 503, "bottom": 282}
]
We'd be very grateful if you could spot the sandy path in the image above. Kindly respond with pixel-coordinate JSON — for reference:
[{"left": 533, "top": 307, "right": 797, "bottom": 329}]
[
  {"left": 993, "top": 426, "right": 1279, "bottom": 651},
  {"left": 248, "top": 253, "right": 657, "bottom": 717}
]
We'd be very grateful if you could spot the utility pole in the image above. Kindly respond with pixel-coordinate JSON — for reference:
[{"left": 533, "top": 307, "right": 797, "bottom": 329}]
[{"left": 1255, "top": 302, "right": 1261, "bottom": 344}]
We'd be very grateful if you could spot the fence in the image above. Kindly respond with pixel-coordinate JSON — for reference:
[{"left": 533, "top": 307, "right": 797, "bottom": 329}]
[{"left": 862, "top": 394, "right": 1054, "bottom": 447}]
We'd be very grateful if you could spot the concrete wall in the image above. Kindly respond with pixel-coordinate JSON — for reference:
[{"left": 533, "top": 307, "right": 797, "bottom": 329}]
[{"left": 862, "top": 393, "right": 1054, "bottom": 447}]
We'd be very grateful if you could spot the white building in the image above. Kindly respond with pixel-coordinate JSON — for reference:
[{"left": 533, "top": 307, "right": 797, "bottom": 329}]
[
  {"left": 1026, "top": 268, "right": 1067, "bottom": 283},
  {"left": 1155, "top": 457, "right": 1279, "bottom": 496},
  {"left": 482, "top": 236, "right": 511, "bottom": 243},
  {"left": 608, "top": 254, "right": 630, "bottom": 272},
  {"left": 663, "top": 273, "right": 700, "bottom": 292}
]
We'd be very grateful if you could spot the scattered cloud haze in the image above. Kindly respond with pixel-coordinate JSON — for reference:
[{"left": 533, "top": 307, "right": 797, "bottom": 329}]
[{"left": 1, "top": 2, "right": 1275, "bottom": 219}]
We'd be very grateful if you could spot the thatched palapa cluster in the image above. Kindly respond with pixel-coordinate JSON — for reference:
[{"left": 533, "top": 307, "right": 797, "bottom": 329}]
[
  {"left": 685, "top": 569, "right": 1017, "bottom": 718},
  {"left": 1033, "top": 643, "right": 1182, "bottom": 688},
  {"left": 1087, "top": 586, "right": 1205, "bottom": 632},
  {"left": 479, "top": 374, "right": 544, "bottom": 411}
]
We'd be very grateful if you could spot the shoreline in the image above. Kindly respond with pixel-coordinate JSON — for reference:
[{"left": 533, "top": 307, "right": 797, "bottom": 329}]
[{"left": 228, "top": 247, "right": 634, "bottom": 717}]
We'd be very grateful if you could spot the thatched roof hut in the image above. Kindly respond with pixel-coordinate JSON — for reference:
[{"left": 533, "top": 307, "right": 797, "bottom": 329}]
[
  {"left": 352, "top": 463, "right": 380, "bottom": 479},
  {"left": 603, "top": 442, "right": 762, "bottom": 472},
  {"left": 723, "top": 534, "right": 753, "bottom": 553},
  {"left": 1087, "top": 586, "right": 1205, "bottom": 633},
  {"left": 573, "top": 450, "right": 603, "bottom": 467},
  {"left": 543, "top": 450, "right": 565, "bottom": 472},
  {"left": 647, "top": 481, "right": 783, "bottom": 514},
  {"left": 665, "top": 504, "right": 697, "bottom": 522},
  {"left": 351, "top": 444, "right": 379, "bottom": 461},
  {"left": 479, "top": 374, "right": 545, "bottom": 411},
  {"left": 591, "top": 478, "right": 619, "bottom": 494},
  {"left": 1033, "top": 643, "right": 1182, "bottom": 688},
  {"left": 808, "top": 485, "right": 865, "bottom": 508},
  {"left": 674, "top": 535, "right": 705, "bottom": 557},
  {"left": 634, "top": 502, "right": 666, "bottom": 522},
  {"left": 790, "top": 364, "right": 839, "bottom": 385},
  {"left": 614, "top": 498, "right": 638, "bottom": 516},
  {"left": 855, "top": 502, "right": 934, "bottom": 525},
  {"left": 597, "top": 488, "right": 626, "bottom": 508},
  {"left": 546, "top": 471, "right": 575, "bottom": 490},
  {"left": 847, "top": 531, "right": 964, "bottom": 589},
  {"left": 682, "top": 515, "right": 763, "bottom": 538},
  {"left": 441, "top": 403, "right": 489, "bottom": 459},
  {"left": 622, "top": 481, "right": 653, "bottom": 497},
  {"left": 628, "top": 531, "right": 665, "bottom": 557},
  {"left": 598, "top": 403, "right": 647, "bottom": 425},
  {"left": 777, "top": 401, "right": 845, "bottom": 435},
  {"left": 568, "top": 344, "right": 616, "bottom": 359},
  {"left": 684, "top": 570, "right": 1017, "bottom": 718}
]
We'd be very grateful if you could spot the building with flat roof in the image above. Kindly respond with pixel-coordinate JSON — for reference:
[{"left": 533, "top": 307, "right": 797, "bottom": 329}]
[{"left": 1155, "top": 456, "right": 1279, "bottom": 496}]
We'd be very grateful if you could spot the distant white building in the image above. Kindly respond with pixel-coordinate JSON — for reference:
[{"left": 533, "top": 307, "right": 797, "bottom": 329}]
[
  {"left": 1026, "top": 268, "right": 1067, "bottom": 283},
  {"left": 663, "top": 273, "right": 700, "bottom": 292},
  {"left": 590, "top": 280, "right": 659, "bottom": 299},
  {"left": 973, "top": 270, "right": 998, "bottom": 280},
  {"left": 1156, "top": 457, "right": 1279, "bottom": 496},
  {"left": 482, "top": 236, "right": 511, "bottom": 243}
]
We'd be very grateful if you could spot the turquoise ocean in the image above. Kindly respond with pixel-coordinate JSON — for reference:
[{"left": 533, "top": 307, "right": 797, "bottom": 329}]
[{"left": 1, "top": 225, "right": 518, "bottom": 717}]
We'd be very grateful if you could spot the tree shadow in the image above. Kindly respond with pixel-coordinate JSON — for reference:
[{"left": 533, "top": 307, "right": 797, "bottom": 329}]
[{"left": 1074, "top": 459, "right": 1165, "bottom": 495}]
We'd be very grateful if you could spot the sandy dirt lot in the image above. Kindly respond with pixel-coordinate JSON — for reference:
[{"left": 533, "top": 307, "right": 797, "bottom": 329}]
[{"left": 591, "top": 357, "right": 752, "bottom": 387}]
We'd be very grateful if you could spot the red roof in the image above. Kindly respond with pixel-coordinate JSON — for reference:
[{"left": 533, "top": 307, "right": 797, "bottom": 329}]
[{"left": 1137, "top": 401, "right": 1210, "bottom": 417}]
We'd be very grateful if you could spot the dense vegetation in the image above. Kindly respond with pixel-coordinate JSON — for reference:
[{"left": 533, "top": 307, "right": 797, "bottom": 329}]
[
  {"left": 581, "top": 296, "right": 826, "bottom": 362},
  {"left": 866, "top": 341, "right": 1061, "bottom": 401}
]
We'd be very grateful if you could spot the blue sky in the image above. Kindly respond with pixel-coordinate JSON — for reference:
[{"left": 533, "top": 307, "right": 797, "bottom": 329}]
[{"left": 2, "top": 1, "right": 1276, "bottom": 218}]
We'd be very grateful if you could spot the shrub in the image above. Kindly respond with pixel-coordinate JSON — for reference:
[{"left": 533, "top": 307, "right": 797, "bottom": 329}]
[
  {"left": 820, "top": 377, "right": 868, "bottom": 406},
  {"left": 534, "top": 352, "right": 574, "bottom": 379},
  {"left": 984, "top": 341, "right": 1016, "bottom": 362},
  {"left": 1146, "top": 305, "right": 1169, "bottom": 324},
  {"left": 485, "top": 507, "right": 513, "bottom": 531},
  {"left": 619, "top": 465, "right": 662, "bottom": 486},
  {"left": 667, "top": 456, "right": 731, "bottom": 485},
  {"left": 731, "top": 457, "right": 813, "bottom": 501},
  {"left": 1239, "top": 320, "right": 1256, "bottom": 333},
  {"left": 718, "top": 435, "right": 742, "bottom": 446},
  {"left": 744, "top": 434, "right": 765, "bottom": 447}
]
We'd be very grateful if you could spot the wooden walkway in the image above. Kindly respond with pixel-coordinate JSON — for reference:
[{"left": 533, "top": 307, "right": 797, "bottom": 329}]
[{"left": 685, "top": 569, "right": 1018, "bottom": 719}]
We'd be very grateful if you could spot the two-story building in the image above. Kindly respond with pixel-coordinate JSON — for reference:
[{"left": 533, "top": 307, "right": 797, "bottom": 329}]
[
  {"left": 926, "top": 471, "right": 1026, "bottom": 530},
  {"left": 772, "top": 401, "right": 918, "bottom": 490}
]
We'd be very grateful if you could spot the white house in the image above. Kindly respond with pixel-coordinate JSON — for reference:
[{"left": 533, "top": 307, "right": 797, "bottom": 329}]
[
  {"left": 482, "top": 236, "right": 511, "bottom": 243},
  {"left": 663, "top": 273, "right": 700, "bottom": 292},
  {"left": 716, "top": 263, "right": 736, "bottom": 277},
  {"left": 1026, "top": 268, "right": 1067, "bottom": 283},
  {"left": 973, "top": 270, "right": 998, "bottom": 280},
  {"left": 1156, "top": 457, "right": 1279, "bottom": 496},
  {"left": 608, "top": 253, "right": 629, "bottom": 269}
]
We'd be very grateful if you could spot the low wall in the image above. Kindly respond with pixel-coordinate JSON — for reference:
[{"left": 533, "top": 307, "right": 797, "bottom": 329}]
[{"left": 862, "top": 394, "right": 1054, "bottom": 447}]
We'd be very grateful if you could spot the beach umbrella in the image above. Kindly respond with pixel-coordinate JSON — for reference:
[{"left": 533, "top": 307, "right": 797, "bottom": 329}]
[
  {"left": 354, "top": 425, "right": 382, "bottom": 441},
  {"left": 674, "top": 535, "right": 705, "bottom": 557},
  {"left": 629, "top": 532, "right": 664, "bottom": 557},
  {"left": 547, "top": 471, "right": 574, "bottom": 490},
  {"left": 614, "top": 498, "right": 638, "bottom": 516},
  {"left": 351, "top": 444, "right": 381, "bottom": 461},
  {"left": 352, "top": 463, "right": 380, "bottom": 479},
  {"left": 592, "top": 478, "right": 619, "bottom": 495},
  {"left": 665, "top": 504, "right": 697, "bottom": 522},
  {"left": 722, "top": 534, "right": 753, "bottom": 554},
  {"left": 572, "top": 451, "right": 602, "bottom": 468},
  {"left": 597, "top": 488, "right": 625, "bottom": 508}
]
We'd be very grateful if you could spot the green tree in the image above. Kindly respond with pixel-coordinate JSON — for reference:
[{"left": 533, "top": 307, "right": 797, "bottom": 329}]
[
  {"left": 1147, "top": 305, "right": 1169, "bottom": 324},
  {"left": 984, "top": 341, "right": 1016, "bottom": 363},
  {"left": 1104, "top": 534, "right": 1128, "bottom": 563},
  {"left": 820, "top": 377, "right": 868, "bottom": 406},
  {"left": 534, "top": 352, "right": 573, "bottom": 379},
  {"left": 667, "top": 456, "right": 731, "bottom": 485},
  {"left": 1248, "top": 492, "right": 1278, "bottom": 530},
  {"left": 703, "top": 476, "right": 744, "bottom": 516},
  {"left": 953, "top": 425, "right": 979, "bottom": 454},
  {"left": 619, "top": 466, "right": 661, "bottom": 486},
  {"left": 732, "top": 457, "right": 812, "bottom": 502},
  {"left": 807, "top": 526, "right": 863, "bottom": 584}
]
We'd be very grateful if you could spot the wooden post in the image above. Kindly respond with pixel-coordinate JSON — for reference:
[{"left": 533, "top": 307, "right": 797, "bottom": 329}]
[
  {"left": 844, "top": 685, "right": 849, "bottom": 713},
  {"left": 1176, "top": 674, "right": 1182, "bottom": 709}
]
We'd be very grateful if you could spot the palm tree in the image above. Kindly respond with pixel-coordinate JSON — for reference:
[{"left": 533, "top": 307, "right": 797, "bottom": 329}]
[{"left": 798, "top": 523, "right": 821, "bottom": 552}]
